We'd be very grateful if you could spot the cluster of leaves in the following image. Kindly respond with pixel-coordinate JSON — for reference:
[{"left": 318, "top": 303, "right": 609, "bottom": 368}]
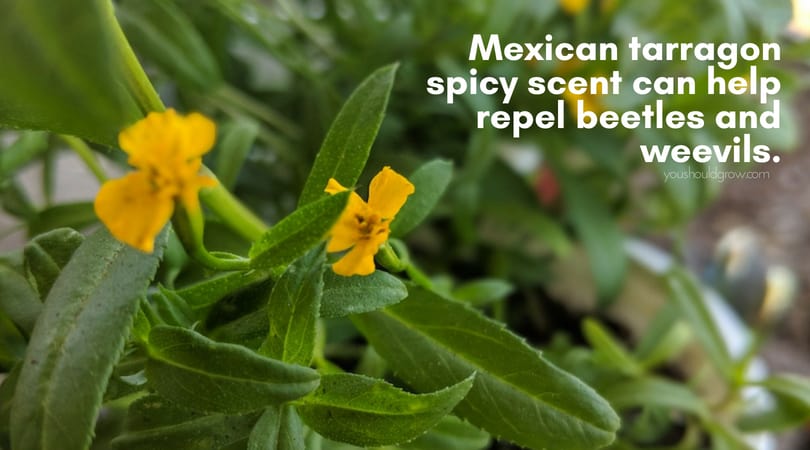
[{"left": 2, "top": 1, "right": 810, "bottom": 450}]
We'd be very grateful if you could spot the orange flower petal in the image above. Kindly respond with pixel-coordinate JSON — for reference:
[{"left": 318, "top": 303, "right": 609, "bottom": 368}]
[
  {"left": 119, "top": 109, "right": 177, "bottom": 163},
  {"left": 179, "top": 174, "right": 218, "bottom": 214},
  {"left": 367, "top": 166, "right": 414, "bottom": 219},
  {"left": 94, "top": 172, "right": 174, "bottom": 253},
  {"left": 180, "top": 113, "right": 216, "bottom": 159},
  {"left": 327, "top": 191, "right": 368, "bottom": 252},
  {"left": 324, "top": 178, "right": 348, "bottom": 195},
  {"left": 331, "top": 240, "right": 379, "bottom": 276},
  {"left": 118, "top": 109, "right": 216, "bottom": 169}
]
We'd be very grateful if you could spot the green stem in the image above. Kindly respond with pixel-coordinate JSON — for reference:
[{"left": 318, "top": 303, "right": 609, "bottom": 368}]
[
  {"left": 172, "top": 202, "right": 252, "bottom": 271},
  {"left": 376, "top": 242, "right": 407, "bottom": 273},
  {"left": 405, "top": 263, "right": 433, "bottom": 290},
  {"left": 199, "top": 168, "right": 269, "bottom": 242},
  {"left": 277, "top": 0, "right": 341, "bottom": 59},
  {"left": 212, "top": 84, "right": 300, "bottom": 138},
  {"left": 208, "top": 99, "right": 304, "bottom": 171},
  {"left": 60, "top": 135, "right": 108, "bottom": 183}
]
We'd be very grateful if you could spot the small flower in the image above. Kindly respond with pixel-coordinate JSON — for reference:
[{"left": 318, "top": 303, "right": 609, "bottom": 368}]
[
  {"left": 562, "top": 89, "right": 603, "bottom": 117},
  {"left": 560, "top": 0, "right": 589, "bottom": 15},
  {"left": 324, "top": 167, "right": 415, "bottom": 276},
  {"left": 94, "top": 109, "right": 217, "bottom": 252}
]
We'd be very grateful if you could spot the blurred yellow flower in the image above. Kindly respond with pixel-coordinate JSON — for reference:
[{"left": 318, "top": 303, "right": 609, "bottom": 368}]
[
  {"left": 324, "top": 167, "right": 414, "bottom": 276},
  {"left": 562, "top": 89, "right": 603, "bottom": 119},
  {"left": 789, "top": 0, "right": 810, "bottom": 37},
  {"left": 94, "top": 109, "right": 217, "bottom": 253},
  {"left": 560, "top": 0, "right": 589, "bottom": 15}
]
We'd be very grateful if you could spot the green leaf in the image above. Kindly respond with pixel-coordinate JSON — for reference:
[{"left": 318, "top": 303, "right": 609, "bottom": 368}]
[
  {"left": 0, "top": 0, "right": 160, "bottom": 145},
  {"left": 209, "top": 306, "right": 269, "bottom": 349},
  {"left": 215, "top": 120, "right": 260, "bottom": 191},
  {"left": 320, "top": 270, "right": 408, "bottom": 318},
  {"left": 10, "top": 227, "right": 165, "bottom": 450},
  {"left": 667, "top": 268, "right": 732, "bottom": 375},
  {"left": 248, "top": 406, "right": 305, "bottom": 450},
  {"left": 175, "top": 269, "right": 271, "bottom": 309},
  {"left": 401, "top": 415, "right": 490, "bottom": 450},
  {"left": 559, "top": 171, "right": 626, "bottom": 301},
  {"left": 390, "top": 159, "right": 453, "bottom": 237},
  {"left": 145, "top": 287, "right": 195, "bottom": 328},
  {"left": 23, "top": 228, "right": 84, "bottom": 299},
  {"left": 479, "top": 201, "right": 572, "bottom": 257},
  {"left": 28, "top": 202, "right": 98, "bottom": 236},
  {"left": 0, "top": 178, "right": 37, "bottom": 219},
  {"left": 739, "top": 375, "right": 810, "bottom": 431},
  {"left": 707, "top": 422, "right": 754, "bottom": 450},
  {"left": 297, "top": 373, "right": 474, "bottom": 447},
  {"left": 0, "top": 264, "right": 41, "bottom": 336},
  {"left": 0, "top": 364, "right": 21, "bottom": 440},
  {"left": 111, "top": 395, "right": 258, "bottom": 450},
  {"left": 583, "top": 318, "right": 643, "bottom": 377},
  {"left": 298, "top": 64, "right": 398, "bottom": 206},
  {"left": 146, "top": 325, "right": 320, "bottom": 414},
  {"left": 634, "top": 307, "right": 691, "bottom": 370},
  {"left": 352, "top": 287, "right": 619, "bottom": 450},
  {"left": 259, "top": 249, "right": 324, "bottom": 365},
  {"left": 0, "top": 131, "right": 49, "bottom": 179},
  {"left": 117, "top": 0, "right": 222, "bottom": 91},
  {"left": 250, "top": 192, "right": 349, "bottom": 270},
  {"left": 601, "top": 377, "right": 710, "bottom": 421},
  {"left": 451, "top": 279, "right": 513, "bottom": 307}
]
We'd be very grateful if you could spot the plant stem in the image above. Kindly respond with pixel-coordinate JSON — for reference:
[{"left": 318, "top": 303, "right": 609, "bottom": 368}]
[
  {"left": 172, "top": 202, "right": 252, "bottom": 271},
  {"left": 60, "top": 135, "right": 108, "bottom": 183},
  {"left": 405, "top": 263, "right": 433, "bottom": 289},
  {"left": 212, "top": 84, "right": 300, "bottom": 138},
  {"left": 199, "top": 168, "right": 269, "bottom": 242}
]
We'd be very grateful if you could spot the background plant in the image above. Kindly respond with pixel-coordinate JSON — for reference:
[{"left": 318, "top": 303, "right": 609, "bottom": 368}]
[{"left": 1, "top": 0, "right": 809, "bottom": 449}]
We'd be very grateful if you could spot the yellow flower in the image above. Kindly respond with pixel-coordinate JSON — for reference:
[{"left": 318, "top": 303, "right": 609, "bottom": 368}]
[
  {"left": 560, "top": 0, "right": 589, "bottom": 15},
  {"left": 562, "top": 89, "right": 604, "bottom": 121},
  {"left": 94, "top": 109, "right": 217, "bottom": 253},
  {"left": 324, "top": 167, "right": 415, "bottom": 276}
]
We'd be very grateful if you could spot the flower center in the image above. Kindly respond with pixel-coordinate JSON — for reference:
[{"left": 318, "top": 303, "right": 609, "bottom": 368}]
[{"left": 355, "top": 212, "right": 388, "bottom": 240}]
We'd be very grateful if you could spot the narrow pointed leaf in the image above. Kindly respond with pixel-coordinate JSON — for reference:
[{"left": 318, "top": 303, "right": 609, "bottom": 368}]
[
  {"left": 297, "top": 373, "right": 474, "bottom": 447},
  {"left": 352, "top": 287, "right": 619, "bottom": 450},
  {"left": 559, "top": 171, "right": 626, "bottom": 301},
  {"left": 402, "top": 415, "right": 490, "bottom": 450},
  {"left": 28, "top": 202, "right": 98, "bottom": 236},
  {"left": 739, "top": 375, "right": 810, "bottom": 431},
  {"left": 321, "top": 270, "right": 407, "bottom": 318},
  {"left": 10, "top": 228, "right": 165, "bottom": 450},
  {"left": 111, "top": 395, "right": 258, "bottom": 450},
  {"left": 299, "top": 64, "right": 398, "bottom": 206},
  {"left": 0, "top": 131, "right": 49, "bottom": 179},
  {"left": 250, "top": 192, "right": 349, "bottom": 270},
  {"left": 176, "top": 269, "right": 271, "bottom": 309},
  {"left": 23, "top": 228, "right": 84, "bottom": 299},
  {"left": 0, "top": 265, "right": 40, "bottom": 335},
  {"left": 601, "top": 377, "right": 710, "bottom": 421},
  {"left": 117, "top": 0, "right": 222, "bottom": 91},
  {"left": 215, "top": 120, "right": 260, "bottom": 191},
  {"left": 248, "top": 406, "right": 305, "bottom": 450},
  {"left": 583, "top": 318, "right": 643, "bottom": 377},
  {"left": 667, "top": 268, "right": 732, "bottom": 374},
  {"left": 390, "top": 159, "right": 453, "bottom": 237},
  {"left": 146, "top": 326, "right": 320, "bottom": 414},
  {"left": 259, "top": 249, "right": 324, "bottom": 365}
]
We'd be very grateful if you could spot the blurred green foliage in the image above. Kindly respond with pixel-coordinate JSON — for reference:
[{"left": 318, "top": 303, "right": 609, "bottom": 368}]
[{"left": 1, "top": 0, "right": 809, "bottom": 449}]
